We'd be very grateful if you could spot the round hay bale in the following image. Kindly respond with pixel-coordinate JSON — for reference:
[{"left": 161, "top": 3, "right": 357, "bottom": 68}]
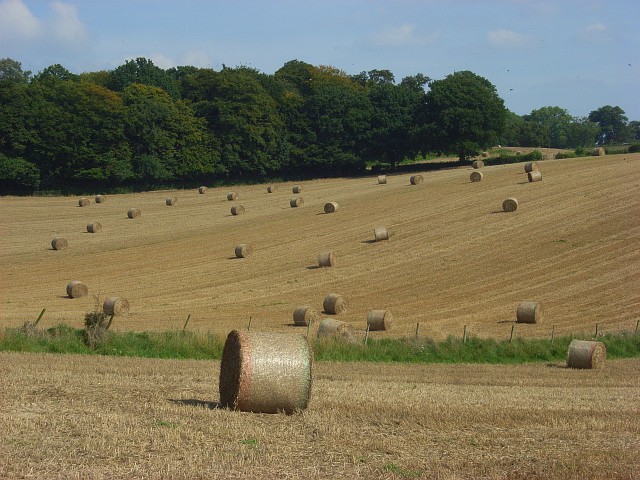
[
  {"left": 66, "top": 280, "right": 88, "bottom": 298},
  {"left": 290, "top": 197, "right": 304, "bottom": 208},
  {"left": 481, "top": 151, "right": 489, "bottom": 158},
  {"left": 374, "top": 226, "right": 389, "bottom": 241},
  {"left": 502, "top": 198, "right": 518, "bottom": 212},
  {"left": 198, "top": 186, "right": 207, "bottom": 194},
  {"left": 219, "top": 330, "right": 312, "bottom": 414},
  {"left": 127, "top": 208, "right": 141, "bottom": 219},
  {"left": 227, "top": 192, "right": 238, "bottom": 201},
  {"left": 378, "top": 175, "right": 387, "bottom": 185},
  {"left": 231, "top": 205, "right": 245, "bottom": 216},
  {"left": 470, "top": 171, "right": 484, "bottom": 182},
  {"left": 95, "top": 194, "right": 106, "bottom": 203},
  {"left": 472, "top": 160, "right": 484, "bottom": 169},
  {"left": 324, "top": 202, "right": 338, "bottom": 213},
  {"left": 316, "top": 318, "right": 357, "bottom": 343},
  {"left": 410, "top": 175, "right": 424, "bottom": 185},
  {"left": 317, "top": 251, "right": 335, "bottom": 267},
  {"left": 527, "top": 170, "right": 543, "bottom": 182},
  {"left": 267, "top": 186, "right": 276, "bottom": 193},
  {"left": 367, "top": 309, "right": 393, "bottom": 331},
  {"left": 51, "top": 237, "right": 68, "bottom": 250},
  {"left": 103, "top": 297, "right": 130, "bottom": 316},
  {"left": 87, "top": 222, "right": 102, "bottom": 233},
  {"left": 566, "top": 339, "right": 606, "bottom": 369},
  {"left": 235, "top": 244, "right": 253, "bottom": 258},
  {"left": 592, "top": 147, "right": 605, "bottom": 156},
  {"left": 78, "top": 198, "right": 90, "bottom": 207},
  {"left": 516, "top": 302, "right": 542, "bottom": 324},
  {"left": 166, "top": 196, "right": 177, "bottom": 206},
  {"left": 293, "top": 305, "right": 321, "bottom": 327},
  {"left": 323, "top": 293, "right": 346, "bottom": 315},
  {"left": 524, "top": 161, "right": 538, "bottom": 173},
  {"left": 292, "top": 185, "right": 302, "bottom": 194}
]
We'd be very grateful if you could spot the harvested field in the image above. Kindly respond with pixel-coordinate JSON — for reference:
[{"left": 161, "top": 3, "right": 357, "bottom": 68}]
[
  {"left": 0, "top": 154, "right": 639, "bottom": 340},
  {"left": 0, "top": 352, "right": 638, "bottom": 479}
]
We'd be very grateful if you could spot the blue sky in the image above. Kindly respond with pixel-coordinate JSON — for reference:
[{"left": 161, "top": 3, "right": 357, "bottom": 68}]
[{"left": 1, "top": 0, "right": 639, "bottom": 120}]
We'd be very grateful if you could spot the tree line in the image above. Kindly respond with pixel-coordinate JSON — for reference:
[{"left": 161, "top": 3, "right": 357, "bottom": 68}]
[{"left": 0, "top": 57, "right": 637, "bottom": 194}]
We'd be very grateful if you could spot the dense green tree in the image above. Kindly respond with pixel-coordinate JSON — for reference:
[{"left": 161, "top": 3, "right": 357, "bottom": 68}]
[
  {"left": 499, "top": 112, "right": 549, "bottom": 147},
  {"left": 524, "top": 106, "right": 573, "bottom": 148},
  {"left": 628, "top": 121, "right": 640, "bottom": 141},
  {"left": 0, "top": 58, "right": 31, "bottom": 83},
  {"left": 588, "top": 105, "right": 629, "bottom": 144},
  {"left": 110, "top": 57, "right": 180, "bottom": 98},
  {"left": 566, "top": 117, "right": 599, "bottom": 147},
  {"left": 423, "top": 71, "right": 507, "bottom": 161},
  {"left": 0, "top": 153, "right": 40, "bottom": 192}
]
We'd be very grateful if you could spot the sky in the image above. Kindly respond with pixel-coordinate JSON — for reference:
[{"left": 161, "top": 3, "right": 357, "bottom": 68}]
[{"left": 1, "top": 0, "right": 639, "bottom": 120}]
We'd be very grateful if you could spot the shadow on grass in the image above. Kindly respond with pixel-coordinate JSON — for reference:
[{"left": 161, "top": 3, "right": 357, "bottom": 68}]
[
  {"left": 169, "top": 398, "right": 223, "bottom": 410},
  {"left": 305, "top": 265, "right": 322, "bottom": 270}
]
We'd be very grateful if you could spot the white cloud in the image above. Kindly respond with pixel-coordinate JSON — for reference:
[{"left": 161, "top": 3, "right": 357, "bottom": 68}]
[
  {"left": 182, "top": 50, "right": 213, "bottom": 68},
  {"left": 487, "top": 29, "right": 529, "bottom": 48},
  {"left": 372, "top": 24, "right": 440, "bottom": 47},
  {"left": 49, "top": 1, "right": 87, "bottom": 44},
  {"left": 0, "top": 0, "right": 43, "bottom": 41}
]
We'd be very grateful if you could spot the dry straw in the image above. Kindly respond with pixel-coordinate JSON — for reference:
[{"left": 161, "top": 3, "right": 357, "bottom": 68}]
[
  {"left": 290, "top": 197, "right": 304, "bottom": 208},
  {"left": 317, "top": 318, "right": 357, "bottom": 343},
  {"left": 198, "top": 186, "right": 207, "bottom": 194},
  {"left": 324, "top": 202, "right": 338, "bottom": 213},
  {"left": 103, "top": 297, "right": 130, "bottom": 316},
  {"left": 592, "top": 147, "right": 605, "bottom": 156},
  {"left": 231, "top": 205, "right": 245, "bottom": 216},
  {"left": 374, "top": 227, "right": 389, "bottom": 241},
  {"left": 502, "top": 198, "right": 518, "bottom": 212},
  {"left": 292, "top": 185, "right": 302, "bottom": 194},
  {"left": 524, "top": 162, "right": 538, "bottom": 173},
  {"left": 472, "top": 160, "right": 484, "bottom": 169},
  {"left": 318, "top": 251, "right": 335, "bottom": 267},
  {"left": 378, "top": 175, "right": 387, "bottom": 184},
  {"left": 293, "top": 305, "right": 321, "bottom": 327},
  {"left": 95, "top": 194, "right": 105, "bottom": 203},
  {"left": 367, "top": 309, "right": 393, "bottom": 331},
  {"left": 219, "top": 330, "right": 312, "bottom": 414},
  {"left": 470, "top": 171, "right": 484, "bottom": 182},
  {"left": 235, "top": 244, "right": 253, "bottom": 258},
  {"left": 127, "top": 208, "right": 141, "bottom": 219},
  {"left": 87, "top": 222, "right": 102, "bottom": 233},
  {"left": 51, "top": 237, "right": 68, "bottom": 250},
  {"left": 528, "top": 170, "right": 543, "bottom": 182},
  {"left": 166, "top": 196, "right": 177, "bottom": 206},
  {"left": 566, "top": 339, "right": 606, "bottom": 369},
  {"left": 66, "top": 281, "right": 88, "bottom": 298},
  {"left": 267, "top": 186, "right": 276, "bottom": 193},
  {"left": 323, "top": 293, "right": 346, "bottom": 315},
  {"left": 78, "top": 198, "right": 90, "bottom": 207},
  {"left": 410, "top": 175, "right": 424, "bottom": 185},
  {"left": 516, "top": 302, "right": 542, "bottom": 324},
  {"left": 227, "top": 192, "right": 239, "bottom": 201}
]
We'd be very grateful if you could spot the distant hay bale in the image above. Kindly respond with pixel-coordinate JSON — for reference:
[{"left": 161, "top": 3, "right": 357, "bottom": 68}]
[
  {"left": 515, "top": 150, "right": 522, "bottom": 155},
  {"left": 324, "top": 202, "right": 338, "bottom": 213},
  {"left": 293, "top": 305, "right": 321, "bottom": 327},
  {"left": 78, "top": 198, "right": 90, "bottom": 207},
  {"left": 502, "top": 197, "right": 518, "bottom": 212},
  {"left": 234, "top": 244, "right": 253, "bottom": 258},
  {"left": 219, "top": 330, "right": 312, "bottom": 414},
  {"left": 292, "top": 185, "right": 302, "bottom": 194},
  {"left": 267, "top": 186, "right": 276, "bottom": 193},
  {"left": 317, "top": 318, "right": 357, "bottom": 343},
  {"left": 410, "top": 175, "right": 424, "bottom": 185},
  {"left": 592, "top": 147, "right": 605, "bottom": 156},
  {"left": 227, "top": 192, "right": 239, "bottom": 201},
  {"left": 378, "top": 175, "right": 387, "bottom": 184},
  {"left": 66, "top": 281, "right": 88, "bottom": 298},
  {"left": 51, "top": 237, "right": 68, "bottom": 250},
  {"left": 198, "top": 186, "right": 207, "bottom": 194},
  {"left": 527, "top": 170, "right": 543, "bottom": 182},
  {"left": 481, "top": 151, "right": 489, "bottom": 158},
  {"left": 323, "top": 293, "right": 346, "bottom": 315},
  {"left": 472, "top": 160, "right": 484, "bottom": 169},
  {"left": 87, "top": 222, "right": 102, "bottom": 233},
  {"left": 524, "top": 161, "right": 538, "bottom": 173},
  {"left": 374, "top": 227, "right": 389, "bottom": 241},
  {"left": 290, "top": 197, "right": 304, "bottom": 208},
  {"left": 231, "top": 205, "right": 245, "bottom": 216},
  {"left": 516, "top": 302, "right": 542, "bottom": 324},
  {"left": 95, "top": 195, "right": 105, "bottom": 203},
  {"left": 367, "top": 309, "right": 393, "bottom": 331},
  {"left": 470, "top": 171, "right": 484, "bottom": 182},
  {"left": 166, "top": 196, "right": 177, "bottom": 206},
  {"left": 103, "top": 297, "right": 130, "bottom": 316},
  {"left": 318, "top": 251, "right": 335, "bottom": 267},
  {"left": 566, "top": 339, "right": 606, "bottom": 369},
  {"left": 127, "top": 208, "right": 141, "bottom": 219}
]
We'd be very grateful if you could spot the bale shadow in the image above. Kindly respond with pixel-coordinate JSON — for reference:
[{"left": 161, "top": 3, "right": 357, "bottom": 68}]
[
  {"left": 305, "top": 265, "right": 322, "bottom": 270},
  {"left": 169, "top": 398, "right": 222, "bottom": 410},
  {"left": 517, "top": 181, "right": 529, "bottom": 185},
  {"left": 361, "top": 239, "right": 378, "bottom": 244},
  {"left": 545, "top": 362, "right": 567, "bottom": 369},
  {"left": 491, "top": 210, "right": 507, "bottom": 214},
  {"left": 227, "top": 256, "right": 242, "bottom": 260},
  {"left": 497, "top": 320, "right": 514, "bottom": 324}
]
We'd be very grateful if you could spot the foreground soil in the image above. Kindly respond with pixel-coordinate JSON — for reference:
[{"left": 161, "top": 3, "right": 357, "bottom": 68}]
[
  {"left": 1, "top": 352, "right": 638, "bottom": 479},
  {"left": 1, "top": 153, "right": 639, "bottom": 341}
]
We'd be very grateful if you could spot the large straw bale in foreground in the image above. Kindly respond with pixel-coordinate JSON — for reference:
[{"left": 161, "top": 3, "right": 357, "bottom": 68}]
[
  {"left": 219, "top": 330, "right": 312, "bottom": 414},
  {"left": 235, "top": 244, "right": 253, "bottom": 258},
  {"left": 566, "top": 339, "right": 606, "bottom": 369},
  {"left": 367, "top": 310, "right": 393, "bottom": 331},
  {"left": 374, "top": 227, "right": 389, "bottom": 241},
  {"left": 66, "top": 281, "right": 88, "bottom": 298},
  {"left": 103, "top": 297, "right": 130, "bottom": 316},
  {"left": 323, "top": 293, "right": 346, "bottom": 314},
  {"left": 527, "top": 170, "right": 542, "bottom": 182},
  {"left": 324, "top": 202, "right": 338, "bottom": 213},
  {"left": 293, "top": 305, "right": 321, "bottom": 326},
  {"left": 516, "top": 302, "right": 542, "bottom": 324},
  {"left": 470, "top": 171, "right": 483, "bottom": 182},
  {"left": 87, "top": 222, "right": 102, "bottom": 233},
  {"left": 318, "top": 251, "right": 335, "bottom": 267},
  {"left": 127, "top": 208, "right": 141, "bottom": 219},
  {"left": 51, "top": 237, "right": 68, "bottom": 250},
  {"left": 502, "top": 198, "right": 518, "bottom": 212}
]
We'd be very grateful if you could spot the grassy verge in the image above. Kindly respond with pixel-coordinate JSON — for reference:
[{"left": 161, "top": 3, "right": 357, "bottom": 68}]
[{"left": 1, "top": 324, "right": 639, "bottom": 364}]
